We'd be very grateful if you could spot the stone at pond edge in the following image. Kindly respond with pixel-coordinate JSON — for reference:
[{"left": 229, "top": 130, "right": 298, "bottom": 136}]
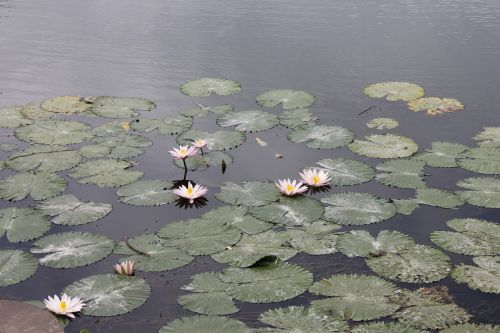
[{"left": 0, "top": 300, "right": 64, "bottom": 333}]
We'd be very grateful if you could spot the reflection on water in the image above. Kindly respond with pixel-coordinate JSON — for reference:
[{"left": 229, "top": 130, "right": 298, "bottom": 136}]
[{"left": 0, "top": 0, "right": 499, "bottom": 332}]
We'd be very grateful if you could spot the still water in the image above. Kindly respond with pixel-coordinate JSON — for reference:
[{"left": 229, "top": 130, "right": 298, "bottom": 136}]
[{"left": 0, "top": 0, "right": 499, "bottom": 332}]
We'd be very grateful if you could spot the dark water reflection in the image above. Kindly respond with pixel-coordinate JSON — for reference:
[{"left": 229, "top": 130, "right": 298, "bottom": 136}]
[{"left": 0, "top": 0, "right": 499, "bottom": 332}]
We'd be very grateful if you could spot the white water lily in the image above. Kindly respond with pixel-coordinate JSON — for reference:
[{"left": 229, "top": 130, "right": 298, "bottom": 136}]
[
  {"left": 299, "top": 168, "right": 331, "bottom": 187},
  {"left": 275, "top": 179, "right": 308, "bottom": 196},
  {"left": 193, "top": 139, "right": 208, "bottom": 148},
  {"left": 44, "top": 293, "right": 85, "bottom": 318},
  {"left": 168, "top": 145, "right": 198, "bottom": 160},
  {"left": 114, "top": 259, "right": 135, "bottom": 276},
  {"left": 172, "top": 182, "right": 208, "bottom": 203}
]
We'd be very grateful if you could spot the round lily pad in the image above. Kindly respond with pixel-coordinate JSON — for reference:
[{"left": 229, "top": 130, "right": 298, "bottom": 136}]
[
  {"left": 202, "top": 205, "right": 273, "bottom": 235},
  {"left": 15, "top": 120, "right": 93, "bottom": 145},
  {"left": 0, "top": 172, "right": 67, "bottom": 201},
  {"left": 215, "top": 181, "right": 281, "bottom": 207},
  {"left": 19, "top": 104, "right": 56, "bottom": 120},
  {"left": 89, "top": 96, "right": 156, "bottom": 118},
  {"left": 367, "top": 118, "right": 399, "bottom": 130},
  {"left": 0, "top": 106, "right": 33, "bottom": 128},
  {"left": 116, "top": 179, "right": 177, "bottom": 206},
  {"left": 249, "top": 196, "right": 324, "bottom": 226},
  {"left": 452, "top": 256, "right": 499, "bottom": 294},
  {"left": 7, "top": 145, "right": 82, "bottom": 172},
  {"left": 348, "top": 134, "right": 418, "bottom": 158},
  {"left": 83, "top": 133, "right": 153, "bottom": 159},
  {"left": 177, "top": 129, "right": 246, "bottom": 151},
  {"left": 285, "top": 228, "right": 339, "bottom": 255},
  {"left": 363, "top": 82, "right": 424, "bottom": 101},
  {"left": 256, "top": 89, "right": 316, "bottom": 109},
  {"left": 217, "top": 110, "right": 279, "bottom": 132},
  {"left": 279, "top": 109, "right": 317, "bottom": 128},
  {"left": 69, "top": 159, "right": 143, "bottom": 188},
  {"left": 130, "top": 116, "right": 192, "bottom": 135},
  {"left": 0, "top": 207, "right": 51, "bottom": 242},
  {"left": 0, "top": 250, "right": 38, "bottom": 286},
  {"left": 180, "top": 78, "right": 241, "bottom": 97},
  {"left": 288, "top": 125, "right": 354, "bottom": 149},
  {"left": 408, "top": 97, "right": 464, "bottom": 115},
  {"left": 159, "top": 316, "right": 251, "bottom": 333},
  {"left": 473, "top": 127, "right": 500, "bottom": 148},
  {"left": 458, "top": 147, "right": 500, "bottom": 175},
  {"left": 413, "top": 141, "right": 468, "bottom": 167},
  {"left": 315, "top": 158, "right": 375, "bottom": 186},
  {"left": 375, "top": 159, "right": 426, "bottom": 189},
  {"left": 337, "top": 230, "right": 415, "bottom": 257},
  {"left": 456, "top": 177, "right": 500, "bottom": 208},
  {"left": 40, "top": 96, "right": 91, "bottom": 114}
]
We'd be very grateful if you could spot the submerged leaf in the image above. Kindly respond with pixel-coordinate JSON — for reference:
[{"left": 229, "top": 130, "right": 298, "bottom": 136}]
[
  {"left": 452, "top": 256, "right": 500, "bottom": 294},
  {"left": 348, "top": 134, "right": 418, "bottom": 158},
  {"left": 40, "top": 96, "right": 90, "bottom": 114},
  {"left": 130, "top": 116, "right": 192, "bottom": 135},
  {"left": 174, "top": 151, "right": 233, "bottom": 171},
  {"left": 458, "top": 147, "right": 500, "bottom": 174},
  {"left": 7, "top": 145, "right": 82, "bottom": 172},
  {"left": 249, "top": 196, "right": 324, "bottom": 226},
  {"left": 408, "top": 97, "right": 464, "bottom": 115},
  {"left": 215, "top": 181, "right": 281, "bottom": 207},
  {"left": 375, "top": 159, "right": 426, "bottom": 189},
  {"left": 279, "top": 109, "right": 317, "bottom": 128},
  {"left": 89, "top": 96, "right": 155, "bottom": 118},
  {"left": 15, "top": 120, "right": 93, "bottom": 145},
  {"left": 288, "top": 125, "right": 354, "bottom": 149},
  {"left": 257, "top": 90, "right": 316, "bottom": 110},
  {"left": 0, "top": 172, "right": 67, "bottom": 201},
  {"left": 180, "top": 78, "right": 241, "bottom": 97},
  {"left": 159, "top": 316, "right": 251, "bottom": 333},
  {"left": 116, "top": 179, "right": 176, "bottom": 206},
  {"left": 0, "top": 250, "right": 38, "bottom": 286},
  {"left": 217, "top": 110, "right": 279, "bottom": 132},
  {"left": 337, "top": 230, "right": 415, "bottom": 257},
  {"left": 413, "top": 142, "right": 468, "bottom": 167},
  {"left": 363, "top": 82, "right": 424, "bottom": 101},
  {"left": 177, "top": 129, "right": 246, "bottom": 151},
  {"left": 0, "top": 207, "right": 51, "bottom": 242},
  {"left": 473, "top": 127, "right": 500, "bottom": 148},
  {"left": 69, "top": 159, "right": 143, "bottom": 188},
  {"left": 315, "top": 158, "right": 375, "bottom": 186},
  {"left": 0, "top": 106, "right": 33, "bottom": 128},
  {"left": 366, "top": 118, "right": 399, "bottom": 130},
  {"left": 456, "top": 177, "right": 500, "bottom": 208}
]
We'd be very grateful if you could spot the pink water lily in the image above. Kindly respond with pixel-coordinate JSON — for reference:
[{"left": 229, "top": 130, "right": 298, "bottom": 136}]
[
  {"left": 44, "top": 294, "right": 85, "bottom": 319},
  {"left": 172, "top": 182, "right": 208, "bottom": 203},
  {"left": 275, "top": 179, "right": 308, "bottom": 196},
  {"left": 114, "top": 259, "right": 135, "bottom": 276},
  {"left": 299, "top": 168, "right": 331, "bottom": 187},
  {"left": 169, "top": 145, "right": 198, "bottom": 160},
  {"left": 193, "top": 139, "right": 208, "bottom": 148}
]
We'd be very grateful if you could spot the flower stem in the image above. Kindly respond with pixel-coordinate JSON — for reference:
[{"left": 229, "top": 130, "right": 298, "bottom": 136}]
[
  {"left": 182, "top": 158, "right": 188, "bottom": 180},
  {"left": 201, "top": 148, "right": 204, "bottom": 156}
]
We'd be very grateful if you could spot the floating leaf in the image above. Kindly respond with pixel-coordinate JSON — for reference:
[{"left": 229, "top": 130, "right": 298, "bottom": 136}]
[
  {"left": 64, "top": 274, "right": 150, "bottom": 316},
  {"left": 395, "top": 188, "right": 464, "bottom": 215},
  {"left": 15, "top": 120, "right": 93, "bottom": 145},
  {"left": 180, "top": 104, "right": 234, "bottom": 117},
  {"left": 31, "top": 232, "right": 114, "bottom": 268},
  {"left": 321, "top": 192, "right": 396, "bottom": 225},
  {"left": 367, "top": 118, "right": 399, "bottom": 130},
  {"left": 37, "top": 194, "right": 112, "bottom": 225},
  {"left": 337, "top": 230, "right": 415, "bottom": 257},
  {"left": 441, "top": 323, "right": 500, "bottom": 333},
  {"left": 348, "top": 134, "right": 418, "bottom": 158},
  {"left": 7, "top": 145, "right": 82, "bottom": 172},
  {"left": 279, "top": 109, "right": 317, "bottom": 128},
  {"left": 159, "top": 316, "right": 251, "bottom": 333},
  {"left": 375, "top": 159, "right": 426, "bottom": 189},
  {"left": 288, "top": 125, "right": 354, "bottom": 149},
  {"left": 174, "top": 151, "right": 233, "bottom": 171},
  {"left": 18, "top": 104, "right": 56, "bottom": 120},
  {"left": 452, "top": 256, "right": 500, "bottom": 294},
  {"left": 81, "top": 133, "right": 153, "bottom": 159},
  {"left": 473, "top": 127, "right": 500, "bottom": 148},
  {"left": 408, "top": 97, "right": 464, "bottom": 115},
  {"left": 458, "top": 147, "right": 500, "bottom": 174},
  {"left": 89, "top": 96, "right": 155, "bottom": 118},
  {"left": 456, "top": 177, "right": 500, "bottom": 208},
  {"left": 366, "top": 244, "right": 451, "bottom": 283},
  {"left": 217, "top": 110, "right": 279, "bottom": 132},
  {"left": 211, "top": 230, "right": 297, "bottom": 267},
  {"left": 1, "top": 143, "right": 19, "bottom": 152},
  {"left": 215, "top": 181, "right": 281, "bottom": 207},
  {"left": 202, "top": 205, "right": 273, "bottom": 235},
  {"left": 0, "top": 172, "right": 67, "bottom": 201},
  {"left": 256, "top": 90, "right": 316, "bottom": 109},
  {"left": 116, "top": 179, "right": 176, "bottom": 206},
  {"left": 310, "top": 274, "right": 399, "bottom": 321},
  {"left": 285, "top": 228, "right": 339, "bottom": 255},
  {"left": 221, "top": 260, "right": 313, "bottom": 303},
  {"left": 177, "top": 129, "right": 246, "bottom": 150},
  {"left": 180, "top": 78, "right": 241, "bottom": 97},
  {"left": 363, "top": 82, "right": 424, "bottom": 101},
  {"left": 69, "top": 159, "right": 143, "bottom": 188},
  {"left": 413, "top": 142, "right": 468, "bottom": 167},
  {"left": 40, "top": 96, "right": 90, "bottom": 114},
  {"left": 130, "top": 116, "right": 192, "bottom": 135},
  {"left": 315, "top": 158, "right": 375, "bottom": 186},
  {"left": 352, "top": 322, "right": 428, "bottom": 333},
  {"left": 0, "top": 207, "right": 51, "bottom": 242},
  {"left": 0, "top": 250, "right": 37, "bottom": 287},
  {"left": 0, "top": 106, "right": 33, "bottom": 128},
  {"left": 249, "top": 196, "right": 324, "bottom": 226},
  {"left": 91, "top": 120, "right": 132, "bottom": 137}
]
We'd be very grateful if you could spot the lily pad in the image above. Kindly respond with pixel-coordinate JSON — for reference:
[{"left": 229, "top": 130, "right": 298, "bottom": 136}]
[
  {"left": 309, "top": 274, "right": 399, "bottom": 321},
  {"left": 0, "top": 207, "right": 51, "bottom": 242},
  {"left": 215, "top": 181, "right": 281, "bottom": 207},
  {"left": 279, "top": 109, "right": 317, "bottom": 128},
  {"left": 64, "top": 273, "right": 151, "bottom": 316},
  {"left": 91, "top": 120, "right": 132, "bottom": 137},
  {"left": 180, "top": 104, "right": 234, "bottom": 117},
  {"left": 69, "top": 159, "right": 143, "bottom": 187},
  {"left": 321, "top": 192, "right": 396, "bottom": 225},
  {"left": 159, "top": 316, "right": 251, "bottom": 333},
  {"left": 367, "top": 118, "right": 399, "bottom": 130},
  {"left": 337, "top": 230, "right": 415, "bottom": 257},
  {"left": 37, "top": 194, "right": 112, "bottom": 225},
  {"left": 180, "top": 78, "right": 241, "bottom": 97},
  {"left": 473, "top": 127, "right": 500, "bottom": 148},
  {"left": 174, "top": 151, "right": 233, "bottom": 171},
  {"left": 217, "top": 110, "right": 279, "bottom": 132},
  {"left": 456, "top": 177, "right": 500, "bottom": 208},
  {"left": 458, "top": 147, "right": 500, "bottom": 174},
  {"left": 348, "top": 134, "right": 418, "bottom": 158},
  {"left": 413, "top": 142, "right": 468, "bottom": 167},
  {"left": 89, "top": 96, "right": 156, "bottom": 118},
  {"left": 452, "top": 256, "right": 500, "bottom": 294},
  {"left": 288, "top": 125, "right": 354, "bottom": 149},
  {"left": 82, "top": 133, "right": 153, "bottom": 159},
  {"left": 7, "top": 145, "right": 82, "bottom": 172},
  {"left": 40, "top": 96, "right": 90, "bottom": 114},
  {"left": 363, "top": 82, "right": 424, "bottom": 101},
  {"left": 1, "top": 143, "right": 20, "bottom": 152},
  {"left": 375, "top": 159, "right": 426, "bottom": 189},
  {"left": 0, "top": 250, "right": 38, "bottom": 286},
  {"left": 395, "top": 188, "right": 464, "bottom": 215},
  {"left": 130, "top": 116, "right": 192, "bottom": 135},
  {"left": 177, "top": 129, "right": 246, "bottom": 150},
  {"left": 31, "top": 232, "right": 114, "bottom": 268},
  {"left": 441, "top": 324, "right": 500, "bottom": 333},
  {"left": 285, "top": 226, "right": 340, "bottom": 255},
  {"left": 408, "top": 97, "right": 464, "bottom": 115},
  {"left": 116, "top": 179, "right": 177, "bottom": 206},
  {"left": 202, "top": 205, "right": 273, "bottom": 235},
  {"left": 315, "top": 158, "right": 375, "bottom": 186},
  {"left": 366, "top": 244, "right": 451, "bottom": 283},
  {"left": 352, "top": 322, "right": 428, "bottom": 333},
  {"left": 15, "top": 120, "right": 93, "bottom": 145},
  {"left": 0, "top": 106, "right": 33, "bottom": 128},
  {"left": 0, "top": 172, "right": 67, "bottom": 201},
  {"left": 249, "top": 196, "right": 324, "bottom": 226},
  {"left": 256, "top": 89, "right": 316, "bottom": 109},
  {"left": 19, "top": 104, "right": 56, "bottom": 120}
]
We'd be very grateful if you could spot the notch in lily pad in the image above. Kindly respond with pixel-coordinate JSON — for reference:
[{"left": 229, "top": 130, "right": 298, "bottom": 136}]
[{"left": 256, "top": 89, "right": 316, "bottom": 110}]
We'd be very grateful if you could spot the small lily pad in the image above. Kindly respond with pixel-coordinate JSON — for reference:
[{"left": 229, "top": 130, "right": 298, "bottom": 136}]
[
  {"left": 7, "top": 145, "right": 82, "bottom": 172},
  {"left": 452, "top": 256, "right": 500, "bottom": 294},
  {"left": 348, "top": 134, "right": 418, "bottom": 158},
  {"left": 363, "top": 82, "right": 424, "bottom": 101},
  {"left": 256, "top": 89, "right": 316, "bottom": 109},
  {"left": 180, "top": 78, "right": 241, "bottom": 97},
  {"left": 288, "top": 125, "right": 354, "bottom": 149},
  {"left": 159, "top": 316, "right": 251, "bottom": 333},
  {"left": 413, "top": 142, "right": 468, "bottom": 167},
  {"left": 217, "top": 110, "right": 279, "bottom": 132},
  {"left": 40, "top": 96, "right": 91, "bottom": 114},
  {"left": 215, "top": 181, "right": 281, "bottom": 207},
  {"left": 249, "top": 196, "right": 324, "bottom": 226},
  {"left": 0, "top": 172, "right": 67, "bottom": 201},
  {"left": 456, "top": 177, "right": 500, "bottom": 208},
  {"left": 89, "top": 96, "right": 156, "bottom": 118},
  {"left": 367, "top": 118, "right": 399, "bottom": 130},
  {"left": 473, "top": 127, "right": 500, "bottom": 147},
  {"left": 458, "top": 147, "right": 500, "bottom": 174},
  {"left": 0, "top": 207, "right": 51, "bottom": 242},
  {"left": 408, "top": 97, "right": 464, "bottom": 115},
  {"left": 116, "top": 179, "right": 177, "bottom": 206},
  {"left": 69, "top": 159, "right": 143, "bottom": 188},
  {"left": 130, "top": 116, "right": 192, "bottom": 135},
  {"left": 315, "top": 158, "right": 375, "bottom": 186},
  {"left": 279, "top": 109, "right": 317, "bottom": 128},
  {"left": 0, "top": 250, "right": 38, "bottom": 286},
  {"left": 174, "top": 151, "right": 233, "bottom": 171},
  {"left": 15, "top": 120, "right": 93, "bottom": 145},
  {"left": 337, "top": 230, "right": 415, "bottom": 257},
  {"left": 177, "top": 129, "right": 246, "bottom": 150},
  {"left": 375, "top": 159, "right": 426, "bottom": 189},
  {"left": 0, "top": 106, "right": 33, "bottom": 128}
]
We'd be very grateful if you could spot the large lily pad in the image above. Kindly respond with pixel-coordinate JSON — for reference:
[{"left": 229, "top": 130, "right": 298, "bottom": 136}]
[
  {"left": 0, "top": 207, "right": 51, "bottom": 242},
  {"left": 352, "top": 322, "right": 428, "bottom": 333},
  {"left": 202, "top": 205, "right": 273, "bottom": 235},
  {"left": 69, "top": 159, "right": 143, "bottom": 187},
  {"left": 15, "top": 120, "right": 93, "bottom": 145},
  {"left": 279, "top": 109, "right": 317, "bottom": 128},
  {"left": 288, "top": 125, "right": 354, "bottom": 149},
  {"left": 321, "top": 192, "right": 396, "bottom": 225},
  {"left": 348, "top": 134, "right": 418, "bottom": 158},
  {"left": 375, "top": 159, "right": 426, "bottom": 189},
  {"left": 456, "top": 177, "right": 500, "bottom": 208},
  {"left": 395, "top": 188, "right": 464, "bottom": 215},
  {"left": 217, "top": 110, "right": 279, "bottom": 132},
  {"left": 177, "top": 129, "right": 246, "bottom": 150},
  {"left": 0, "top": 106, "right": 33, "bottom": 128},
  {"left": 473, "top": 127, "right": 500, "bottom": 148},
  {"left": 130, "top": 116, "right": 192, "bottom": 135},
  {"left": 413, "top": 142, "right": 468, "bottom": 167},
  {"left": 174, "top": 151, "right": 233, "bottom": 171},
  {"left": 256, "top": 89, "right": 316, "bottom": 109},
  {"left": 363, "top": 82, "right": 424, "bottom": 101},
  {"left": 285, "top": 223, "right": 340, "bottom": 255},
  {"left": 180, "top": 78, "right": 241, "bottom": 97},
  {"left": 159, "top": 316, "right": 251, "bottom": 333},
  {"left": 40, "top": 96, "right": 90, "bottom": 114},
  {"left": 81, "top": 133, "right": 153, "bottom": 159},
  {"left": 89, "top": 96, "right": 155, "bottom": 118},
  {"left": 7, "top": 145, "right": 82, "bottom": 172},
  {"left": 337, "top": 230, "right": 415, "bottom": 257},
  {"left": 37, "top": 194, "right": 112, "bottom": 225},
  {"left": 249, "top": 196, "right": 324, "bottom": 226},
  {"left": 0, "top": 172, "right": 67, "bottom": 201},
  {"left": 408, "top": 97, "right": 464, "bottom": 115},
  {"left": 309, "top": 274, "right": 399, "bottom": 321},
  {"left": 458, "top": 147, "right": 500, "bottom": 174},
  {"left": 315, "top": 158, "right": 375, "bottom": 186},
  {"left": 452, "top": 256, "right": 500, "bottom": 294},
  {"left": 64, "top": 274, "right": 151, "bottom": 316},
  {"left": 215, "top": 181, "right": 281, "bottom": 207},
  {"left": 116, "top": 179, "right": 177, "bottom": 206},
  {"left": 0, "top": 250, "right": 38, "bottom": 286},
  {"left": 367, "top": 117, "right": 399, "bottom": 130}
]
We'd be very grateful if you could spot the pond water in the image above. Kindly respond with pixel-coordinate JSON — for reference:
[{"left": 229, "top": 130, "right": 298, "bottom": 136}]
[{"left": 0, "top": 0, "right": 499, "bottom": 332}]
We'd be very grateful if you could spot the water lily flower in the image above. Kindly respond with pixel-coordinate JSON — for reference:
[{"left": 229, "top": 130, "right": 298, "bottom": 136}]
[
  {"left": 193, "top": 139, "right": 207, "bottom": 149},
  {"left": 172, "top": 181, "right": 208, "bottom": 203},
  {"left": 44, "top": 294, "right": 85, "bottom": 319},
  {"left": 114, "top": 259, "right": 135, "bottom": 276},
  {"left": 275, "top": 179, "right": 308, "bottom": 196},
  {"left": 169, "top": 145, "right": 198, "bottom": 160},
  {"left": 299, "top": 168, "right": 331, "bottom": 187}
]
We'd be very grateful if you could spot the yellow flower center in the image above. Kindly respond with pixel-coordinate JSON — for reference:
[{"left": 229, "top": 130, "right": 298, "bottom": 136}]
[
  {"left": 312, "top": 175, "right": 320, "bottom": 184},
  {"left": 179, "top": 148, "right": 186, "bottom": 155},
  {"left": 286, "top": 184, "right": 294, "bottom": 192},
  {"left": 59, "top": 301, "right": 67, "bottom": 312},
  {"left": 187, "top": 187, "right": 193, "bottom": 195}
]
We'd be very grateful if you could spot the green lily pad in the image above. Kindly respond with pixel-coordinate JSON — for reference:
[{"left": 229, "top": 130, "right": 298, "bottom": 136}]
[
  {"left": 0, "top": 250, "right": 38, "bottom": 286},
  {"left": 180, "top": 78, "right": 241, "bottom": 97},
  {"left": 249, "top": 196, "right": 324, "bottom": 226},
  {"left": 31, "top": 232, "right": 114, "bottom": 268},
  {"left": 288, "top": 125, "right": 354, "bottom": 149},
  {"left": 367, "top": 118, "right": 399, "bottom": 130},
  {"left": 40, "top": 96, "right": 91, "bottom": 114},
  {"left": 348, "top": 134, "right": 418, "bottom": 158},
  {"left": 81, "top": 133, "right": 153, "bottom": 159},
  {"left": 174, "top": 151, "right": 233, "bottom": 171},
  {"left": 452, "top": 256, "right": 500, "bottom": 294},
  {"left": 64, "top": 274, "right": 150, "bottom": 316},
  {"left": 15, "top": 120, "right": 93, "bottom": 145},
  {"left": 458, "top": 147, "right": 500, "bottom": 174},
  {"left": 337, "top": 230, "right": 415, "bottom": 257},
  {"left": 1, "top": 143, "right": 20, "bottom": 152},
  {"left": 19, "top": 104, "right": 57, "bottom": 120},
  {"left": 89, "top": 96, "right": 156, "bottom": 118},
  {"left": 215, "top": 181, "right": 281, "bottom": 207},
  {"left": 116, "top": 179, "right": 177, "bottom": 206},
  {"left": 202, "top": 205, "right": 273, "bottom": 235},
  {"left": 363, "top": 82, "right": 424, "bottom": 101},
  {"left": 473, "top": 127, "right": 500, "bottom": 148},
  {"left": 7, "top": 145, "right": 82, "bottom": 172},
  {"left": 456, "top": 177, "right": 500, "bottom": 208},
  {"left": 366, "top": 244, "right": 451, "bottom": 283},
  {"left": 395, "top": 188, "right": 464, "bottom": 215},
  {"left": 177, "top": 129, "right": 246, "bottom": 150},
  {"left": 256, "top": 89, "right": 316, "bottom": 109},
  {"left": 408, "top": 97, "right": 464, "bottom": 115},
  {"left": 375, "top": 159, "right": 426, "bottom": 189},
  {"left": 69, "top": 159, "right": 143, "bottom": 188},
  {"left": 159, "top": 316, "right": 251, "bottom": 333},
  {"left": 217, "top": 110, "right": 279, "bottom": 132},
  {"left": 413, "top": 142, "right": 468, "bottom": 167},
  {"left": 91, "top": 120, "right": 132, "bottom": 137},
  {"left": 130, "top": 116, "right": 192, "bottom": 135},
  {"left": 310, "top": 274, "right": 399, "bottom": 321},
  {"left": 180, "top": 104, "right": 234, "bottom": 117},
  {"left": 315, "top": 158, "right": 375, "bottom": 186},
  {"left": 285, "top": 226, "right": 340, "bottom": 255},
  {"left": 279, "top": 109, "right": 317, "bottom": 128},
  {"left": 37, "top": 194, "right": 112, "bottom": 225},
  {"left": 0, "top": 106, "right": 33, "bottom": 128},
  {"left": 321, "top": 192, "right": 396, "bottom": 225},
  {"left": 0, "top": 172, "right": 67, "bottom": 201},
  {"left": 352, "top": 322, "right": 428, "bottom": 333},
  {"left": 441, "top": 324, "right": 500, "bottom": 333},
  {"left": 0, "top": 207, "right": 51, "bottom": 242}
]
